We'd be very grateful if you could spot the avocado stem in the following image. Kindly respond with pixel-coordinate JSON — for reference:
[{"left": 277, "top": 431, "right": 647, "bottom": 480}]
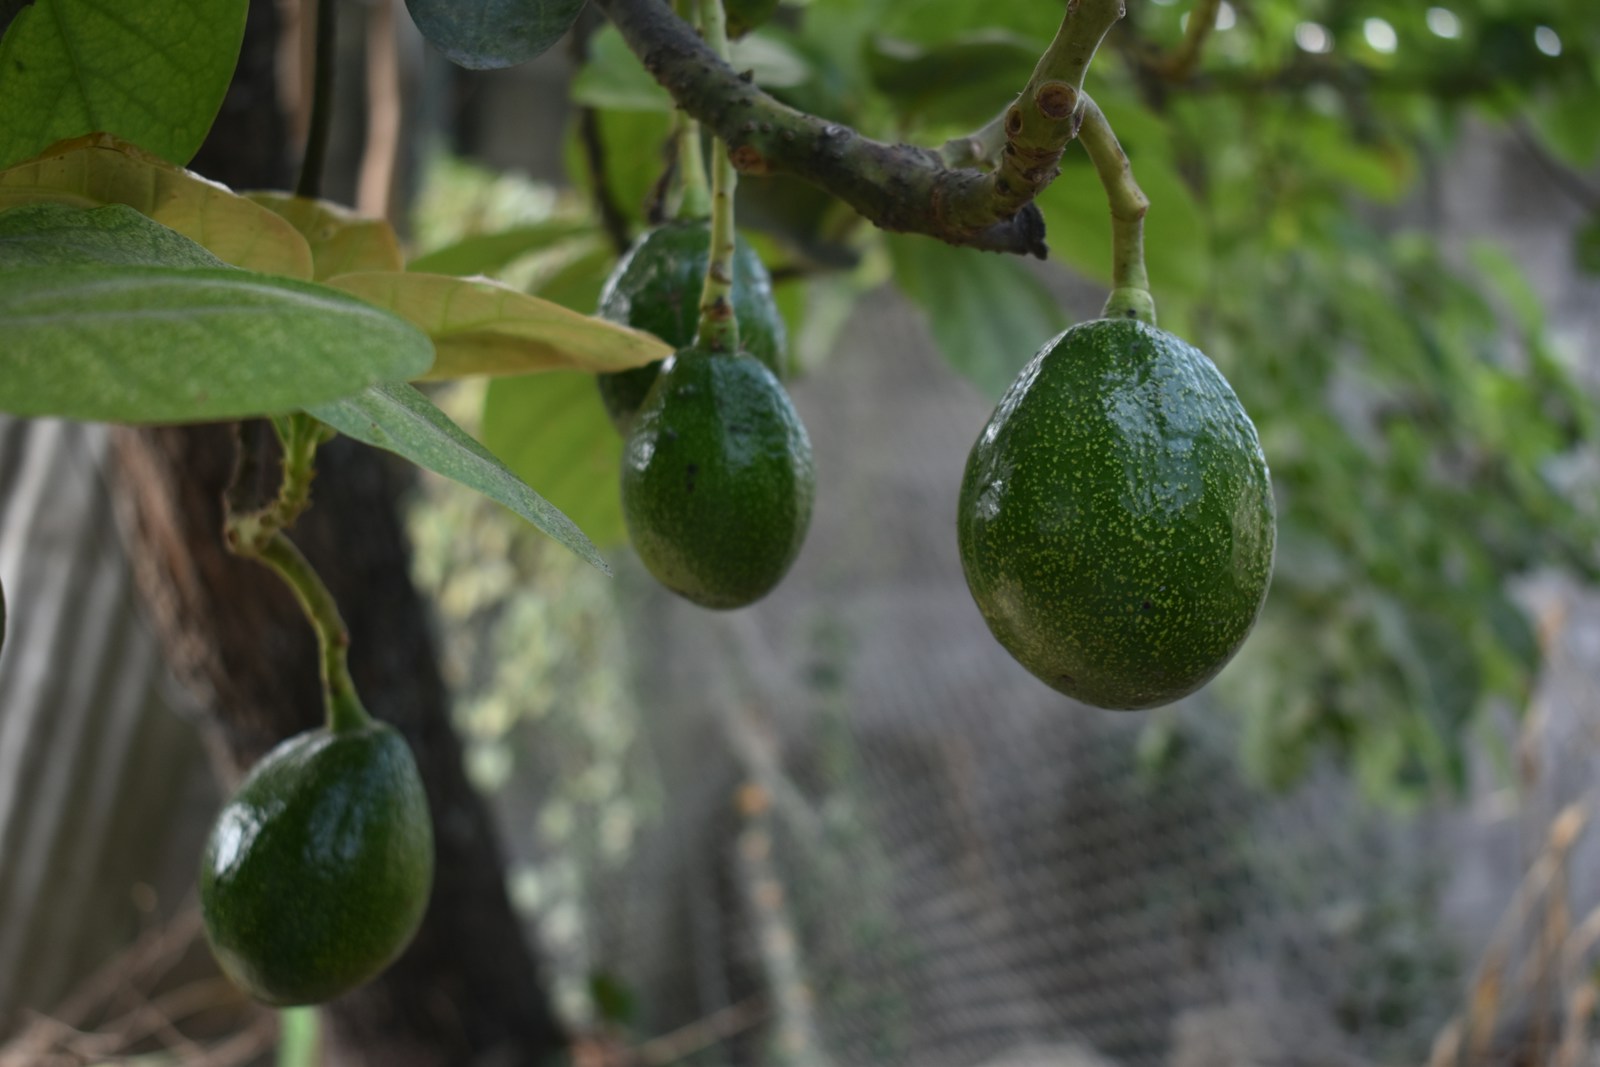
[
  {"left": 1076, "top": 94, "right": 1157, "bottom": 326},
  {"left": 674, "top": 115, "right": 713, "bottom": 221},
  {"left": 693, "top": 0, "right": 741, "bottom": 354},
  {"left": 255, "top": 533, "right": 372, "bottom": 734}
]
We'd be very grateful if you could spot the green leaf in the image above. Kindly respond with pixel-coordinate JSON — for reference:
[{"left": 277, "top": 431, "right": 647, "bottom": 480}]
[
  {"left": 865, "top": 32, "right": 1039, "bottom": 126},
  {"left": 309, "top": 380, "right": 610, "bottom": 573},
  {"left": 322, "top": 271, "right": 672, "bottom": 378},
  {"left": 481, "top": 371, "right": 626, "bottom": 549},
  {"left": 0, "top": 266, "right": 435, "bottom": 423},
  {"left": 886, "top": 234, "right": 1067, "bottom": 398},
  {"left": 570, "top": 26, "right": 673, "bottom": 112},
  {"left": 0, "top": 0, "right": 247, "bottom": 169},
  {"left": 406, "top": 220, "right": 594, "bottom": 276},
  {"left": 404, "top": 0, "right": 584, "bottom": 70},
  {"left": 0, "top": 202, "right": 228, "bottom": 269}
]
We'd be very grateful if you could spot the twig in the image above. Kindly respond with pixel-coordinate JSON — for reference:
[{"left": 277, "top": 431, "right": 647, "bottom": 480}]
[
  {"left": 631, "top": 996, "right": 766, "bottom": 1066},
  {"left": 590, "top": 0, "right": 1131, "bottom": 257}
]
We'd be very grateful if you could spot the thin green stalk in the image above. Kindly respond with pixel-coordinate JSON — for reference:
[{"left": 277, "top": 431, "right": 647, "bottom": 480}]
[
  {"left": 255, "top": 533, "right": 370, "bottom": 735},
  {"left": 1076, "top": 94, "right": 1156, "bottom": 325},
  {"left": 296, "top": 0, "right": 339, "bottom": 200},
  {"left": 693, "top": 0, "right": 739, "bottom": 354},
  {"left": 675, "top": 115, "right": 712, "bottom": 220},
  {"left": 225, "top": 412, "right": 370, "bottom": 735}
]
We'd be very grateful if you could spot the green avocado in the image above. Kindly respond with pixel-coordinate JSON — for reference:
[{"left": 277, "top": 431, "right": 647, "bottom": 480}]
[
  {"left": 957, "top": 318, "right": 1275, "bottom": 710},
  {"left": 596, "top": 220, "right": 786, "bottom": 432},
  {"left": 199, "top": 721, "right": 434, "bottom": 1005},
  {"left": 621, "top": 348, "right": 814, "bottom": 609}
]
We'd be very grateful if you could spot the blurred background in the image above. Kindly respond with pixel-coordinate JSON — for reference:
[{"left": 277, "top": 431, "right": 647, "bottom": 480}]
[{"left": 1, "top": 0, "right": 1598, "bottom": 1064}]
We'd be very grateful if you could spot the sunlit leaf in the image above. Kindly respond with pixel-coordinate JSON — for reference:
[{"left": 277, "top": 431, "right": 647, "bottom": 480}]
[
  {"left": 246, "top": 193, "right": 405, "bottom": 278},
  {"left": 308, "top": 381, "right": 610, "bottom": 573},
  {"left": 0, "top": 0, "right": 247, "bottom": 169},
  {"left": 0, "top": 134, "right": 314, "bottom": 277},
  {"left": 323, "top": 271, "right": 672, "bottom": 379}
]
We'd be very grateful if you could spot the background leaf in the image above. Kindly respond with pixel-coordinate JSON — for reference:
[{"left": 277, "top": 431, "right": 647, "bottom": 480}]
[
  {"left": 0, "top": 266, "right": 434, "bottom": 423},
  {"left": 324, "top": 271, "right": 671, "bottom": 379},
  {"left": 308, "top": 380, "right": 610, "bottom": 573},
  {"left": 0, "top": 134, "right": 314, "bottom": 276},
  {"left": 886, "top": 234, "right": 1067, "bottom": 399},
  {"left": 482, "top": 371, "right": 626, "bottom": 549},
  {"left": 406, "top": 220, "right": 594, "bottom": 276},
  {"left": 404, "top": 0, "right": 585, "bottom": 70},
  {"left": 0, "top": 0, "right": 247, "bottom": 169}
]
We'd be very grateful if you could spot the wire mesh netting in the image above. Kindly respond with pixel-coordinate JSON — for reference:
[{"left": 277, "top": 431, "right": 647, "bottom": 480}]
[{"left": 410, "top": 287, "right": 1600, "bottom": 1067}]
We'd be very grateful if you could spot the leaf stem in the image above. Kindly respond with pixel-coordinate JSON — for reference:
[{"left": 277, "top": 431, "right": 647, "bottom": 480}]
[
  {"left": 296, "top": 0, "right": 339, "bottom": 200},
  {"left": 693, "top": 0, "right": 739, "bottom": 354},
  {"left": 1075, "top": 94, "right": 1155, "bottom": 324}
]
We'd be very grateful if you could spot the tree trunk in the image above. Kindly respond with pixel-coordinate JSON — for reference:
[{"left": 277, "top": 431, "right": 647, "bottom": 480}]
[{"left": 106, "top": 2, "right": 567, "bottom": 1063}]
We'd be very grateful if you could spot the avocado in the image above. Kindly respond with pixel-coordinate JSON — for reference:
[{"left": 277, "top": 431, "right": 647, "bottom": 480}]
[
  {"left": 957, "top": 318, "right": 1275, "bottom": 710},
  {"left": 621, "top": 348, "right": 813, "bottom": 609},
  {"left": 596, "top": 220, "right": 786, "bottom": 431},
  {"left": 199, "top": 721, "right": 434, "bottom": 1005}
]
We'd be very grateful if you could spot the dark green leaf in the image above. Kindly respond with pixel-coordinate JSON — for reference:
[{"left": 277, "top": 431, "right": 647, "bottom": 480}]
[
  {"left": 865, "top": 32, "right": 1037, "bottom": 125},
  {"left": 308, "top": 381, "right": 610, "bottom": 573},
  {"left": 403, "top": 0, "right": 584, "bottom": 70},
  {"left": 886, "top": 234, "right": 1067, "bottom": 399},
  {"left": 0, "top": 266, "right": 434, "bottom": 423},
  {"left": 0, "top": 0, "right": 247, "bottom": 168},
  {"left": 0, "top": 202, "right": 227, "bottom": 269}
]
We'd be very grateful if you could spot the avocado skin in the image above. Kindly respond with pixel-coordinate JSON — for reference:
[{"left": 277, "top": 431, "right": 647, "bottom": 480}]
[
  {"left": 621, "top": 349, "right": 814, "bottom": 609},
  {"left": 596, "top": 220, "right": 786, "bottom": 432},
  {"left": 957, "top": 318, "right": 1275, "bottom": 710},
  {"left": 199, "top": 722, "right": 434, "bottom": 1006}
]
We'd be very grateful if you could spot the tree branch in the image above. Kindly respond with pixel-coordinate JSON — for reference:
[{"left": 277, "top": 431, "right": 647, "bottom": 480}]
[{"left": 591, "top": 0, "right": 1129, "bottom": 258}]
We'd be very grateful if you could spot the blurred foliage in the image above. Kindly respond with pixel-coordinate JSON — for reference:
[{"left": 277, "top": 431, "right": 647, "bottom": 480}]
[{"left": 440, "top": 0, "right": 1600, "bottom": 802}]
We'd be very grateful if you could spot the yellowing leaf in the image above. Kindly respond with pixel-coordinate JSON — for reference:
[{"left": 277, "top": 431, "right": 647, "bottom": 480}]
[
  {"left": 323, "top": 271, "right": 672, "bottom": 379},
  {"left": 246, "top": 192, "right": 405, "bottom": 278},
  {"left": 0, "top": 134, "right": 313, "bottom": 278}
]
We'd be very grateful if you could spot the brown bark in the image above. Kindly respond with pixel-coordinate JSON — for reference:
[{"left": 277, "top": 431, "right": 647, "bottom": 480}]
[{"left": 106, "top": 2, "right": 567, "bottom": 1063}]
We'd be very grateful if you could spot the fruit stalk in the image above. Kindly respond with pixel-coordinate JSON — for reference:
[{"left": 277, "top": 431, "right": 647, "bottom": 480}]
[
  {"left": 225, "top": 414, "right": 369, "bottom": 735},
  {"left": 675, "top": 116, "right": 713, "bottom": 220},
  {"left": 694, "top": 0, "right": 740, "bottom": 355},
  {"left": 1076, "top": 94, "right": 1156, "bottom": 325},
  {"left": 253, "top": 532, "right": 369, "bottom": 735}
]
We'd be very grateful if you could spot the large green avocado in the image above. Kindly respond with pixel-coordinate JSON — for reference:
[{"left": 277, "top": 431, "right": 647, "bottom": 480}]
[
  {"left": 596, "top": 219, "right": 786, "bottom": 432},
  {"left": 199, "top": 721, "right": 434, "bottom": 1005},
  {"left": 621, "top": 349, "right": 814, "bottom": 609},
  {"left": 957, "top": 318, "right": 1275, "bottom": 710}
]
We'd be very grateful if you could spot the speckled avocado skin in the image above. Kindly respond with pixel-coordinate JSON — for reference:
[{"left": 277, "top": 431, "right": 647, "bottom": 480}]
[
  {"left": 622, "top": 349, "right": 814, "bottom": 609},
  {"left": 596, "top": 220, "right": 786, "bottom": 432},
  {"left": 199, "top": 722, "right": 434, "bottom": 1005},
  {"left": 957, "top": 318, "right": 1275, "bottom": 710}
]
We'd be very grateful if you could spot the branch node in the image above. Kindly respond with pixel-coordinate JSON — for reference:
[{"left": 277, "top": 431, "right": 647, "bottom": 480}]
[{"left": 1034, "top": 81, "right": 1078, "bottom": 120}]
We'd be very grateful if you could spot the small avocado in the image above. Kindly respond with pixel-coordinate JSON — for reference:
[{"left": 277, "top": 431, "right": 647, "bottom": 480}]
[
  {"left": 621, "top": 348, "right": 813, "bottom": 609},
  {"left": 957, "top": 318, "right": 1275, "bottom": 710},
  {"left": 596, "top": 220, "right": 786, "bottom": 432},
  {"left": 199, "top": 721, "right": 434, "bottom": 1005}
]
